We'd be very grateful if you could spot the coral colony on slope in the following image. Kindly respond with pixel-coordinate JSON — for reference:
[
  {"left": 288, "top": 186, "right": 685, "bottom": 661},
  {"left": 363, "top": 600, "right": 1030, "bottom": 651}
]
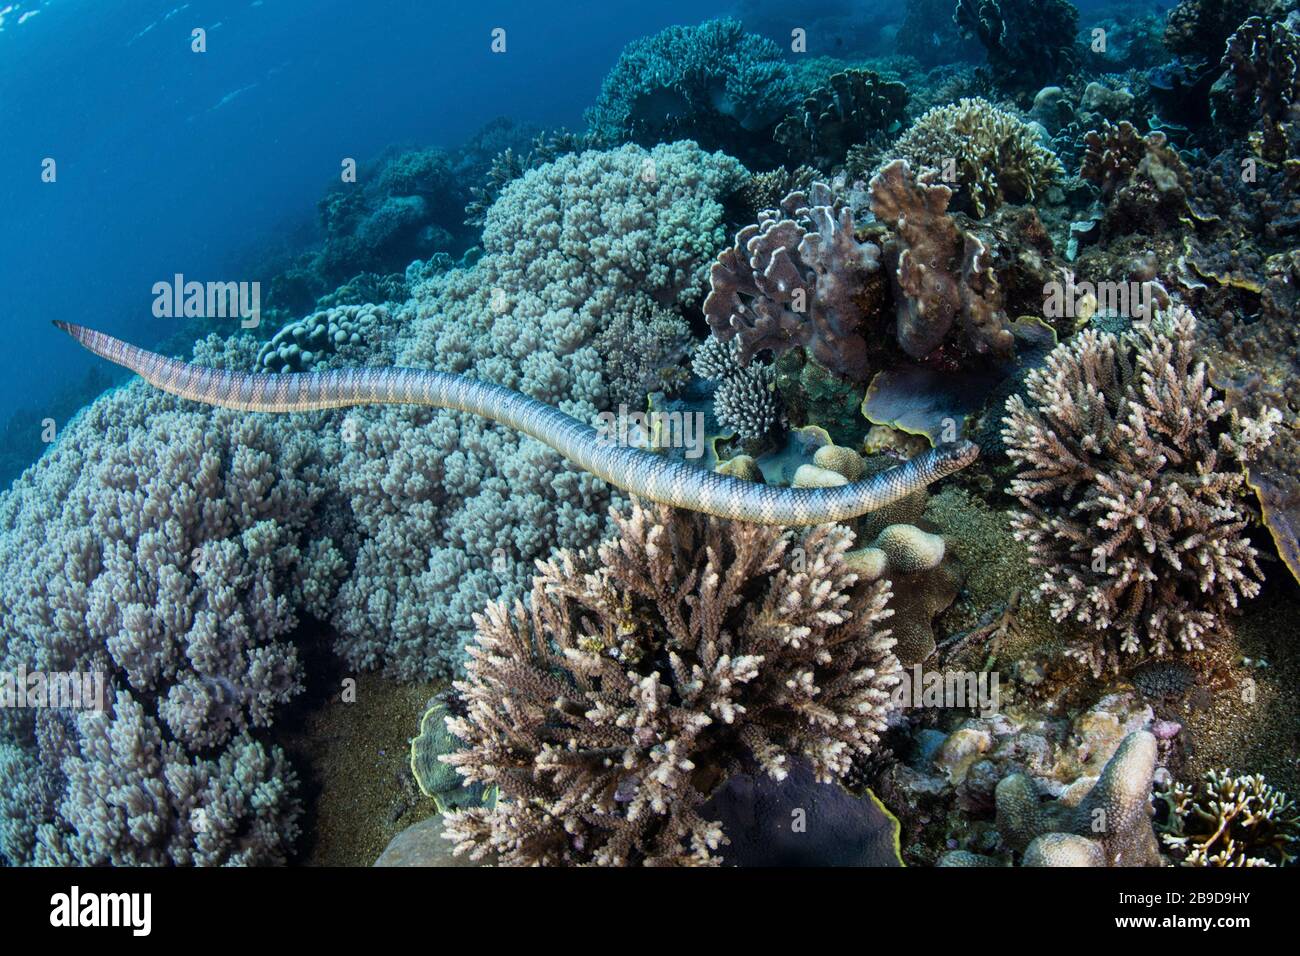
[{"left": 4, "top": 2, "right": 1300, "bottom": 872}]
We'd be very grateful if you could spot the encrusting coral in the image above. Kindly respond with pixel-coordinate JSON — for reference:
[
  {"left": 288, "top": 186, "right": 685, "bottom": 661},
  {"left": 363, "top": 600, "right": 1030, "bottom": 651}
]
[
  {"left": 439, "top": 499, "right": 902, "bottom": 866},
  {"left": 889, "top": 98, "right": 1065, "bottom": 218},
  {"left": 1157, "top": 769, "right": 1300, "bottom": 866},
  {"left": 1002, "top": 306, "right": 1279, "bottom": 673},
  {"left": 705, "top": 181, "right": 882, "bottom": 382}
]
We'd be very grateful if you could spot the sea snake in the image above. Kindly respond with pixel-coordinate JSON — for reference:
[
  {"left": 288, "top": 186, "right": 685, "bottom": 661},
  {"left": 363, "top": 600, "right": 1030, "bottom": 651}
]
[{"left": 55, "top": 321, "right": 978, "bottom": 525}]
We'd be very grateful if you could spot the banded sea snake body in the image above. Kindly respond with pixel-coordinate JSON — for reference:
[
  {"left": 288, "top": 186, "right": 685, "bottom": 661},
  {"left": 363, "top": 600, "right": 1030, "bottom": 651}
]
[{"left": 56, "top": 321, "right": 978, "bottom": 525}]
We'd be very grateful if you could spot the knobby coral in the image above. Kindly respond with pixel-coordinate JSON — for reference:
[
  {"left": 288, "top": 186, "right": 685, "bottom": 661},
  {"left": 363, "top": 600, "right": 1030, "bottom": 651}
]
[
  {"left": 1002, "top": 307, "right": 1279, "bottom": 673},
  {"left": 940, "top": 731, "right": 1162, "bottom": 867},
  {"left": 440, "top": 500, "right": 902, "bottom": 866}
]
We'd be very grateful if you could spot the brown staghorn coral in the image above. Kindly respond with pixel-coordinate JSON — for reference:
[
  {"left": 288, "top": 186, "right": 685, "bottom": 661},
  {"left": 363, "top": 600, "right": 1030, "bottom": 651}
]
[
  {"left": 440, "top": 499, "right": 902, "bottom": 866},
  {"left": 869, "top": 159, "right": 1014, "bottom": 362},
  {"left": 704, "top": 182, "right": 882, "bottom": 382},
  {"left": 1002, "top": 307, "right": 1280, "bottom": 674},
  {"left": 888, "top": 98, "right": 1064, "bottom": 218},
  {"left": 1157, "top": 769, "right": 1300, "bottom": 866}
]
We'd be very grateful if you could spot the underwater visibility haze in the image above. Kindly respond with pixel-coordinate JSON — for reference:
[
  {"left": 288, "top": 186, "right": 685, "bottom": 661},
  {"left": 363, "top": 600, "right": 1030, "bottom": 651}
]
[{"left": 1, "top": 0, "right": 1299, "bottom": 888}]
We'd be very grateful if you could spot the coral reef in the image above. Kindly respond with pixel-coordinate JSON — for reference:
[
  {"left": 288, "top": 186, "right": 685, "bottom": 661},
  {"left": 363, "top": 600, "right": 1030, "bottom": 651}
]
[
  {"left": 0, "top": 142, "right": 745, "bottom": 864},
  {"left": 775, "top": 70, "right": 909, "bottom": 170},
  {"left": 332, "top": 142, "right": 746, "bottom": 679},
  {"left": 705, "top": 181, "right": 883, "bottom": 382},
  {"left": 869, "top": 160, "right": 1014, "bottom": 361},
  {"left": 256, "top": 304, "right": 393, "bottom": 373},
  {"left": 440, "top": 500, "right": 902, "bottom": 865},
  {"left": 1002, "top": 307, "right": 1279, "bottom": 673},
  {"left": 1157, "top": 769, "right": 1300, "bottom": 866},
  {"left": 939, "top": 731, "right": 1162, "bottom": 867},
  {"left": 586, "top": 19, "right": 794, "bottom": 168},
  {"left": 889, "top": 98, "right": 1065, "bottom": 217},
  {"left": 954, "top": 0, "right": 1081, "bottom": 91}
]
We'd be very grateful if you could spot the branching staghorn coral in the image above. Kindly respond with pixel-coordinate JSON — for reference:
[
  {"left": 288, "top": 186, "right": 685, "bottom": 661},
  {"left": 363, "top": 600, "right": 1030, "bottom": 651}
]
[
  {"left": 869, "top": 160, "right": 1014, "bottom": 361},
  {"left": 1157, "top": 769, "right": 1300, "bottom": 866},
  {"left": 1002, "top": 307, "right": 1279, "bottom": 673},
  {"left": 440, "top": 500, "right": 902, "bottom": 866},
  {"left": 705, "top": 182, "right": 882, "bottom": 382},
  {"left": 888, "top": 98, "right": 1064, "bottom": 218}
]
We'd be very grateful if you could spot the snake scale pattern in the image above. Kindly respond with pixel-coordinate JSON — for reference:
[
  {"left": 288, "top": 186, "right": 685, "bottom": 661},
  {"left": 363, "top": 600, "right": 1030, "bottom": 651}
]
[{"left": 56, "top": 321, "right": 978, "bottom": 525}]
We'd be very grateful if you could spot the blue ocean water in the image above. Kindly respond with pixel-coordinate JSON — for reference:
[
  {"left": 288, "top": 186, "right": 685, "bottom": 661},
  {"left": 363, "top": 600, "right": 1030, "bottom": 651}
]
[
  {"left": 0, "top": 0, "right": 1141, "bottom": 457},
  {"left": 6, "top": 0, "right": 820, "bottom": 421}
]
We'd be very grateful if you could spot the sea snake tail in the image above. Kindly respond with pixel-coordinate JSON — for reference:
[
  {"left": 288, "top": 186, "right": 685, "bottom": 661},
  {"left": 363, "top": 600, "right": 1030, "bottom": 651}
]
[{"left": 54, "top": 321, "right": 979, "bottom": 525}]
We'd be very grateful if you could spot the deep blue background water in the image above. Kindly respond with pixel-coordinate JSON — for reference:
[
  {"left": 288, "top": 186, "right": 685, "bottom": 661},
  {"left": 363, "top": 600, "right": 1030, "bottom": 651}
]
[{"left": 0, "top": 0, "right": 1139, "bottom": 455}]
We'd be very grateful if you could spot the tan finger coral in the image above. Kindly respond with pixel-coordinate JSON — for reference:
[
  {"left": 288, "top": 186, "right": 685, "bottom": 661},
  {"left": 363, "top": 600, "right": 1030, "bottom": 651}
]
[{"left": 440, "top": 500, "right": 902, "bottom": 866}]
